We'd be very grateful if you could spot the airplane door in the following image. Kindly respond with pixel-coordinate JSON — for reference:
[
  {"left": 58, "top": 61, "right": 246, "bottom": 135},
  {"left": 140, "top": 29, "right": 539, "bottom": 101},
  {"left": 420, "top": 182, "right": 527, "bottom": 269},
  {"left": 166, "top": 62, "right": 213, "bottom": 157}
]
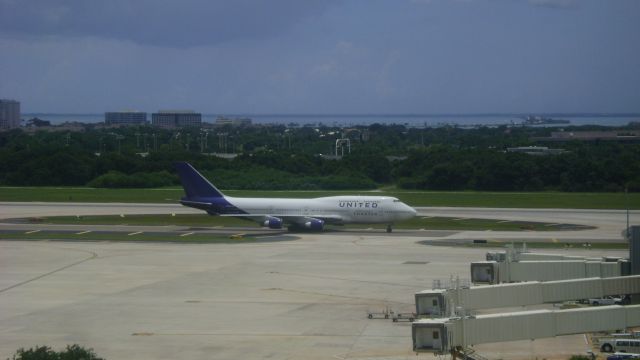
[{"left": 432, "top": 330, "right": 442, "bottom": 350}]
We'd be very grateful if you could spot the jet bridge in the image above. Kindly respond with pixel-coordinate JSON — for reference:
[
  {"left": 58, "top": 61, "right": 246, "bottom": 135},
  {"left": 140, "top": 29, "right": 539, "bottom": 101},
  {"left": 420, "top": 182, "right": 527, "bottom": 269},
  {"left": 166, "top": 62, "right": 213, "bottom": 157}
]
[
  {"left": 416, "top": 275, "right": 640, "bottom": 317},
  {"left": 485, "top": 250, "right": 617, "bottom": 262},
  {"left": 413, "top": 304, "right": 640, "bottom": 353},
  {"left": 471, "top": 259, "right": 629, "bottom": 284}
]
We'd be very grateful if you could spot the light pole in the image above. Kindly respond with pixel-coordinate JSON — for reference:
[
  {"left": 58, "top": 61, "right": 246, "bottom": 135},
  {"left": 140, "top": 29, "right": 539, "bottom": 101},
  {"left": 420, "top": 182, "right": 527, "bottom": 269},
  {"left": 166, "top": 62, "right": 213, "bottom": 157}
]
[{"left": 626, "top": 186, "right": 630, "bottom": 240}]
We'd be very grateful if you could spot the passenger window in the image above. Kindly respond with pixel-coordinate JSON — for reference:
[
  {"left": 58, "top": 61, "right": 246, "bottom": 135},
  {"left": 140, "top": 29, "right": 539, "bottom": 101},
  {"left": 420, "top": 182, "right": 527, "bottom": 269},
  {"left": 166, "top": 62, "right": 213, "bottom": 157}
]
[{"left": 618, "top": 341, "right": 629, "bottom": 346}]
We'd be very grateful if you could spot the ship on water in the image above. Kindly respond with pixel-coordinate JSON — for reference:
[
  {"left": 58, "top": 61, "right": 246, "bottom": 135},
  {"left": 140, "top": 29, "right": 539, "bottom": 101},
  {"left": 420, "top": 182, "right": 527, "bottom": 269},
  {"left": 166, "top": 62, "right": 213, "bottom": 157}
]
[{"left": 522, "top": 115, "right": 570, "bottom": 125}]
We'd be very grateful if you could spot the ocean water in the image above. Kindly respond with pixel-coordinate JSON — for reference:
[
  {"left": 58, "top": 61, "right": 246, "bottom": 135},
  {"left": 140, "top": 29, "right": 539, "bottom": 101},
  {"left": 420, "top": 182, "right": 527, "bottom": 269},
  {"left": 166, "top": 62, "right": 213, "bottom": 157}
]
[{"left": 22, "top": 113, "right": 640, "bottom": 127}]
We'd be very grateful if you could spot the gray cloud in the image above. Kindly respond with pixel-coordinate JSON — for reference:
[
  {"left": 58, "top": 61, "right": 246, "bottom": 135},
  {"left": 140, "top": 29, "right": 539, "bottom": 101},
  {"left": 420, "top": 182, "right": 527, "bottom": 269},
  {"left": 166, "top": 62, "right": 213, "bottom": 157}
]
[
  {"left": 0, "top": 0, "right": 336, "bottom": 47},
  {"left": 1, "top": 0, "right": 638, "bottom": 114}
]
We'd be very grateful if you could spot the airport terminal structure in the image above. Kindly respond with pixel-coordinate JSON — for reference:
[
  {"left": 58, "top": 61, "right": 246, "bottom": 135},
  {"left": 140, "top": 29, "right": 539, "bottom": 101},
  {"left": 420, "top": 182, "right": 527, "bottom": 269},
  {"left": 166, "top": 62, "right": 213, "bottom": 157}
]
[{"left": 410, "top": 227, "right": 640, "bottom": 358}]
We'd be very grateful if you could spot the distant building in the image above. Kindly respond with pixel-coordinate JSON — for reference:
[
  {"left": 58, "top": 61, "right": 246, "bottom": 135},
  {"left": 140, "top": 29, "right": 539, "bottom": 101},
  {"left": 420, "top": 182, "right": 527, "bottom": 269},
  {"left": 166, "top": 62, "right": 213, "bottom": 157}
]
[
  {"left": 0, "top": 99, "right": 20, "bottom": 129},
  {"left": 506, "top": 146, "right": 566, "bottom": 156},
  {"left": 215, "top": 116, "right": 252, "bottom": 127},
  {"left": 152, "top": 110, "right": 202, "bottom": 128},
  {"left": 105, "top": 111, "right": 147, "bottom": 126},
  {"left": 532, "top": 131, "right": 639, "bottom": 142}
]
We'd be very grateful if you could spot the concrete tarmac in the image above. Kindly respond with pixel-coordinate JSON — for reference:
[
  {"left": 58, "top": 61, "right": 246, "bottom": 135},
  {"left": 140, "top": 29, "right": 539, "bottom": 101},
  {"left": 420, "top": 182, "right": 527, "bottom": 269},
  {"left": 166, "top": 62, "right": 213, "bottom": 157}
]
[
  {"left": 0, "top": 202, "right": 635, "bottom": 359},
  {"left": 0, "top": 236, "right": 625, "bottom": 360}
]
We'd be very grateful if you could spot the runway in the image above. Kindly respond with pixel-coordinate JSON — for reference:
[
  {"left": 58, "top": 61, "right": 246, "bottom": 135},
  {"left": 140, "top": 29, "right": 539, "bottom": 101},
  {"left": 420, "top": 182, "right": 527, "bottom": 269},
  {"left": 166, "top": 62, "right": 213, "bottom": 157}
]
[{"left": 1, "top": 202, "right": 636, "bottom": 243}]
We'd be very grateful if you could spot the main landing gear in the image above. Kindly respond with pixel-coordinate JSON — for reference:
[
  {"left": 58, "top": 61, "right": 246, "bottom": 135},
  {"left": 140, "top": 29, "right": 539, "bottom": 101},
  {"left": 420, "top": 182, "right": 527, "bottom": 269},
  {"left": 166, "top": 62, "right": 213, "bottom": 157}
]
[{"left": 386, "top": 225, "right": 393, "bottom": 233}]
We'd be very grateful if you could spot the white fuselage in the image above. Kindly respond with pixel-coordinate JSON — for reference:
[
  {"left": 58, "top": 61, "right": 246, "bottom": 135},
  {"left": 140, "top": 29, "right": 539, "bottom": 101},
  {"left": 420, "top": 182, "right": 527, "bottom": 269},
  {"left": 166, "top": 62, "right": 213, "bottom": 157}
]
[{"left": 225, "top": 195, "right": 416, "bottom": 224}]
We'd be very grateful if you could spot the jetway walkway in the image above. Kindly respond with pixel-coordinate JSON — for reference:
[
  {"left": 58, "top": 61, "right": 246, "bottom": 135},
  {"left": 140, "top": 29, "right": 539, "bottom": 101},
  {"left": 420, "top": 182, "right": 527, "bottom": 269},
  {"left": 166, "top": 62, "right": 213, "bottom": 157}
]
[
  {"left": 413, "top": 304, "right": 640, "bottom": 353},
  {"left": 416, "top": 275, "right": 640, "bottom": 317},
  {"left": 471, "top": 258, "right": 629, "bottom": 284},
  {"left": 486, "top": 249, "right": 623, "bottom": 263},
  {"left": 474, "top": 248, "right": 631, "bottom": 284}
]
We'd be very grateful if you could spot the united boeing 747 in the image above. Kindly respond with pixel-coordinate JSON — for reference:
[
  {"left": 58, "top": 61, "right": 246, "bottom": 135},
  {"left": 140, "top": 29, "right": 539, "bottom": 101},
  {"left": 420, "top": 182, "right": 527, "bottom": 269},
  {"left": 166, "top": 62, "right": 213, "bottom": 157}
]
[{"left": 175, "top": 162, "right": 417, "bottom": 232}]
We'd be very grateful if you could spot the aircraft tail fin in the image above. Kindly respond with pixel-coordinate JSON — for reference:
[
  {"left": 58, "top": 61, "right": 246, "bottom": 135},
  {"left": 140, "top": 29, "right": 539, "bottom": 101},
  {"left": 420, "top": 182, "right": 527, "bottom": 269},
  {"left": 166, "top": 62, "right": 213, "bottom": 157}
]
[{"left": 174, "top": 162, "right": 225, "bottom": 199}]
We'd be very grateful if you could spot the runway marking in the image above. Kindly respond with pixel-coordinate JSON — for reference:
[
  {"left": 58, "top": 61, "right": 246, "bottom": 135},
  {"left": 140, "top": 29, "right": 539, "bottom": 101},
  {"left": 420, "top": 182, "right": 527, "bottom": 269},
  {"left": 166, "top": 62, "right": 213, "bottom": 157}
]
[
  {"left": 452, "top": 218, "right": 468, "bottom": 221},
  {"left": 76, "top": 230, "right": 91, "bottom": 235},
  {"left": 180, "top": 232, "right": 194, "bottom": 237},
  {"left": 421, "top": 216, "right": 432, "bottom": 219},
  {"left": 0, "top": 249, "right": 97, "bottom": 294},
  {"left": 24, "top": 230, "right": 40, "bottom": 234},
  {"left": 497, "top": 220, "right": 511, "bottom": 223},
  {"left": 128, "top": 231, "right": 143, "bottom": 236}
]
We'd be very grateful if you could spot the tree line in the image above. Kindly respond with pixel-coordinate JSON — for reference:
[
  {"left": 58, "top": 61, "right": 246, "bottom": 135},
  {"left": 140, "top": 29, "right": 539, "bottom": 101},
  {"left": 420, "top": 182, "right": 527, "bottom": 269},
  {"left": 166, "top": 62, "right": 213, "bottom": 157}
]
[{"left": 0, "top": 124, "right": 638, "bottom": 192}]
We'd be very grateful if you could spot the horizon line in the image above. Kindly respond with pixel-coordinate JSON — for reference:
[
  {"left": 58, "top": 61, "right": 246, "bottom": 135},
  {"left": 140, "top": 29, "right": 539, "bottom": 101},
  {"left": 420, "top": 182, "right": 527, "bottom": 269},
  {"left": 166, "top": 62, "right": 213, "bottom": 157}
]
[{"left": 21, "top": 112, "right": 640, "bottom": 118}]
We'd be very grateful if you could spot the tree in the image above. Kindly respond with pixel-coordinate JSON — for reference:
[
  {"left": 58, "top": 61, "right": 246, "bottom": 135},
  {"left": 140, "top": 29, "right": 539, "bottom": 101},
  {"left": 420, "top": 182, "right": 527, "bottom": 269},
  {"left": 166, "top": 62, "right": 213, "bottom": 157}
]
[
  {"left": 26, "top": 118, "right": 51, "bottom": 127},
  {"left": 8, "top": 345, "right": 104, "bottom": 360}
]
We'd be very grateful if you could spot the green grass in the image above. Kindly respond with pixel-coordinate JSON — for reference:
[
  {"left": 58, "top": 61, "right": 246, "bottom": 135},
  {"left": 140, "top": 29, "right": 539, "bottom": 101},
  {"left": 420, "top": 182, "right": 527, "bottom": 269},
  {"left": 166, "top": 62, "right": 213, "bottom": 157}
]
[
  {"left": 0, "top": 230, "right": 264, "bottom": 243},
  {"left": 0, "top": 187, "right": 183, "bottom": 203},
  {"left": 32, "top": 214, "right": 588, "bottom": 232},
  {"left": 1, "top": 186, "right": 638, "bottom": 209},
  {"left": 38, "top": 214, "right": 256, "bottom": 227}
]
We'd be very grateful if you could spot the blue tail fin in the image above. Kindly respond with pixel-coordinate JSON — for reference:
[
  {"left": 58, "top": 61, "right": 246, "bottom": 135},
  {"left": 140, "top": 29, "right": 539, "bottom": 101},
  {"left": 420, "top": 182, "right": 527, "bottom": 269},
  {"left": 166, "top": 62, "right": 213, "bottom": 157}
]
[{"left": 175, "top": 162, "right": 225, "bottom": 199}]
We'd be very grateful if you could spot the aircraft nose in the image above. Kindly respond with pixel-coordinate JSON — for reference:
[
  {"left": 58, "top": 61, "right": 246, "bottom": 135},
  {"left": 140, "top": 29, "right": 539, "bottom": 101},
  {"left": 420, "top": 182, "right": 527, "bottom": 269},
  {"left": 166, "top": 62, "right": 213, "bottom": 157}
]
[{"left": 406, "top": 204, "right": 417, "bottom": 218}]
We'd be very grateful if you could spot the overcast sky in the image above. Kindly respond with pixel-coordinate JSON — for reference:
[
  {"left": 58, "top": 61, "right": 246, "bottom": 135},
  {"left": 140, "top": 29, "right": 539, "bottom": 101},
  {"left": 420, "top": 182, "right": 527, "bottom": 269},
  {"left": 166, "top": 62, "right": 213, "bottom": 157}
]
[{"left": 1, "top": 0, "right": 638, "bottom": 114}]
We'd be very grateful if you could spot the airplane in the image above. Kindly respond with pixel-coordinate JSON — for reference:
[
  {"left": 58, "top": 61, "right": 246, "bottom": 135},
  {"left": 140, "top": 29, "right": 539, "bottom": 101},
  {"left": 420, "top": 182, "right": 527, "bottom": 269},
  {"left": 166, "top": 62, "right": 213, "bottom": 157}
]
[{"left": 175, "top": 162, "right": 417, "bottom": 232}]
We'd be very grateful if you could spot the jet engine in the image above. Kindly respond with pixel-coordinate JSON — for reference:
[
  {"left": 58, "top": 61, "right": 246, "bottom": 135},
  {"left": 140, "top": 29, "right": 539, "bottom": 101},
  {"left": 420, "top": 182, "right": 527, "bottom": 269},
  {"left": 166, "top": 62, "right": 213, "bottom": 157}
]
[
  {"left": 262, "top": 217, "right": 283, "bottom": 229},
  {"left": 304, "top": 218, "right": 324, "bottom": 231}
]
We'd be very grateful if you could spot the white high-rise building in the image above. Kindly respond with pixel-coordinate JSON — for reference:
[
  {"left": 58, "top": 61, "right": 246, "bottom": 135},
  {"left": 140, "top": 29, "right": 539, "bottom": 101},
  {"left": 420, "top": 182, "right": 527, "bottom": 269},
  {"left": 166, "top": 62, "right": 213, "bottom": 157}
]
[{"left": 0, "top": 99, "right": 20, "bottom": 129}]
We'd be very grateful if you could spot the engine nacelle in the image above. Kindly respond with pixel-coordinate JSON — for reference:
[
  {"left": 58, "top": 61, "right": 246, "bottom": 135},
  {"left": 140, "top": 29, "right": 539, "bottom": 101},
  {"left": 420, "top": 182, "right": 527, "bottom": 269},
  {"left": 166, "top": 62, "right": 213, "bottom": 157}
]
[
  {"left": 304, "top": 218, "right": 324, "bottom": 231},
  {"left": 262, "top": 217, "right": 283, "bottom": 229}
]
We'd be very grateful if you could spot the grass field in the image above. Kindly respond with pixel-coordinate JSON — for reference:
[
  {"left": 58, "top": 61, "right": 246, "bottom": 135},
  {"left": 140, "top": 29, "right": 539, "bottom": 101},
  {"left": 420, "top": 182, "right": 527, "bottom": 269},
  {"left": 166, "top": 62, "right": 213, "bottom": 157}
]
[
  {"left": 0, "top": 186, "right": 638, "bottom": 209},
  {"left": 0, "top": 230, "right": 264, "bottom": 243},
  {"left": 32, "top": 213, "right": 589, "bottom": 232}
]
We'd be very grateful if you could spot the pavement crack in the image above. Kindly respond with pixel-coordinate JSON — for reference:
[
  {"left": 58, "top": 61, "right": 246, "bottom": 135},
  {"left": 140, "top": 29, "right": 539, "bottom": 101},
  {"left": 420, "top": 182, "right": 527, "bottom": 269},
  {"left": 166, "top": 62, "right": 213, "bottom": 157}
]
[{"left": 0, "top": 249, "right": 97, "bottom": 294}]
